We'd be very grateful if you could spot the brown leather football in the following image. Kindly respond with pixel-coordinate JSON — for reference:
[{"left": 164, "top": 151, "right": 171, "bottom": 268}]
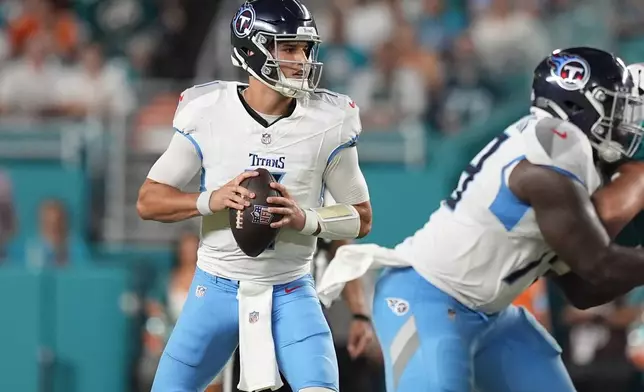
[{"left": 229, "top": 168, "right": 283, "bottom": 257}]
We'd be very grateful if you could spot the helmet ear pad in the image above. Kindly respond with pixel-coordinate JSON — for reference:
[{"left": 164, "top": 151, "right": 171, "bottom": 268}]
[{"left": 231, "top": 34, "right": 302, "bottom": 98}]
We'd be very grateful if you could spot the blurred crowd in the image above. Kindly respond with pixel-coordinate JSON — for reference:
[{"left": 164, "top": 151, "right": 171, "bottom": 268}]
[
  {"left": 0, "top": 0, "right": 642, "bottom": 137},
  {"left": 4, "top": 0, "right": 644, "bottom": 391},
  {"left": 0, "top": 0, "right": 135, "bottom": 122}
]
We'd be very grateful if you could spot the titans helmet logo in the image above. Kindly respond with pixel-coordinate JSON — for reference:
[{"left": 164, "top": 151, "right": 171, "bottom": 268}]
[
  {"left": 548, "top": 53, "right": 591, "bottom": 91},
  {"left": 233, "top": 3, "right": 255, "bottom": 38}
]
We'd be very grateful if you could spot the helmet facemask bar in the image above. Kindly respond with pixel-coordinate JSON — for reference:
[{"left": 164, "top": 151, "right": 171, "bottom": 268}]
[
  {"left": 252, "top": 32, "right": 323, "bottom": 98},
  {"left": 586, "top": 86, "right": 644, "bottom": 162}
]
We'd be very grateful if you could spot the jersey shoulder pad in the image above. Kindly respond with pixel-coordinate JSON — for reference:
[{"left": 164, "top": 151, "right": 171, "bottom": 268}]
[
  {"left": 311, "top": 88, "right": 353, "bottom": 108},
  {"left": 523, "top": 117, "right": 598, "bottom": 189},
  {"left": 173, "top": 80, "right": 228, "bottom": 133},
  {"left": 313, "top": 89, "right": 362, "bottom": 142},
  {"left": 340, "top": 95, "right": 361, "bottom": 143},
  {"left": 312, "top": 88, "right": 359, "bottom": 111}
]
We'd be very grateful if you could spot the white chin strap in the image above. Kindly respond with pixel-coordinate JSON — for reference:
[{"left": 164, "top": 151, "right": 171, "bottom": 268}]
[{"left": 275, "top": 77, "right": 310, "bottom": 99}]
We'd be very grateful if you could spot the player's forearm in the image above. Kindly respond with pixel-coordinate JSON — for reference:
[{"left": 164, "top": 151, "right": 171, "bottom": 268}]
[
  {"left": 320, "top": 146, "right": 372, "bottom": 238},
  {"left": 354, "top": 201, "right": 372, "bottom": 238},
  {"left": 554, "top": 200, "right": 644, "bottom": 308},
  {"left": 137, "top": 180, "right": 202, "bottom": 223},
  {"left": 341, "top": 279, "right": 370, "bottom": 316},
  {"left": 304, "top": 201, "right": 372, "bottom": 240},
  {"left": 587, "top": 245, "right": 644, "bottom": 289},
  {"left": 552, "top": 271, "right": 633, "bottom": 309},
  {"left": 591, "top": 170, "right": 644, "bottom": 238}
]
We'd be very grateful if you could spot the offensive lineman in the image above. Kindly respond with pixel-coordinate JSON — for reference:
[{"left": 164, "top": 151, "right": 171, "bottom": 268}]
[
  {"left": 136, "top": 1, "right": 372, "bottom": 391},
  {"left": 318, "top": 47, "right": 644, "bottom": 391}
]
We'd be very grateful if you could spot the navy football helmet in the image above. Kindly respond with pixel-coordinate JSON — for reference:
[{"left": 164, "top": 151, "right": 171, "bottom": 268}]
[
  {"left": 532, "top": 47, "right": 644, "bottom": 162},
  {"left": 230, "top": 0, "right": 322, "bottom": 98}
]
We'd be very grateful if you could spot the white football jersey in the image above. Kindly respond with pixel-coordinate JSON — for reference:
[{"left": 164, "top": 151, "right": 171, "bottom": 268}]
[
  {"left": 395, "top": 110, "right": 602, "bottom": 313},
  {"left": 174, "top": 81, "right": 361, "bottom": 284}
]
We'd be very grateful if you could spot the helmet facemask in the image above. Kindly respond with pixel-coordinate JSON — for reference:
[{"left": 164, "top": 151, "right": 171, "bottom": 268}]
[
  {"left": 233, "top": 30, "right": 323, "bottom": 99},
  {"left": 586, "top": 86, "right": 644, "bottom": 163}
]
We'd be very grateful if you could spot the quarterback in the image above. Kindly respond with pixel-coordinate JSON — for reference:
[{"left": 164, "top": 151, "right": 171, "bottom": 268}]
[
  {"left": 318, "top": 47, "right": 644, "bottom": 392},
  {"left": 136, "top": 0, "right": 372, "bottom": 391}
]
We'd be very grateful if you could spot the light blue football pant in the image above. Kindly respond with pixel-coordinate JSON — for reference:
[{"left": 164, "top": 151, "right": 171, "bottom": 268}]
[
  {"left": 373, "top": 267, "right": 575, "bottom": 392},
  {"left": 151, "top": 267, "right": 339, "bottom": 392}
]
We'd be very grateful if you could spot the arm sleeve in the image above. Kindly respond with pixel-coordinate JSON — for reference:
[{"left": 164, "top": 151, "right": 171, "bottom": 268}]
[
  {"left": 324, "top": 144, "right": 370, "bottom": 205},
  {"left": 147, "top": 131, "right": 202, "bottom": 189},
  {"left": 323, "top": 97, "right": 369, "bottom": 205},
  {"left": 322, "top": 189, "right": 336, "bottom": 207}
]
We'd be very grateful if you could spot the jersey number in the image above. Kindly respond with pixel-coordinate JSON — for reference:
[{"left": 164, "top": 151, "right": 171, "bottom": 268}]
[{"left": 445, "top": 133, "right": 510, "bottom": 210}]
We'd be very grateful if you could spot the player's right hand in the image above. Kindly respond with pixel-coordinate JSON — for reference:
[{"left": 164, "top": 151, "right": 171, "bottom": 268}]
[{"left": 209, "top": 171, "right": 258, "bottom": 212}]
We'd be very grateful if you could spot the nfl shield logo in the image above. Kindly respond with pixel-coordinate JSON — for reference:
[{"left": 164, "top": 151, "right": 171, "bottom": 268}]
[
  {"left": 249, "top": 311, "right": 259, "bottom": 324},
  {"left": 251, "top": 205, "right": 273, "bottom": 225},
  {"left": 195, "top": 285, "right": 207, "bottom": 298},
  {"left": 261, "top": 132, "right": 271, "bottom": 145}
]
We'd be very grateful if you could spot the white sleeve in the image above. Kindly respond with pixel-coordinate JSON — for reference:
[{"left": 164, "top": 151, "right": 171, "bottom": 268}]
[
  {"left": 147, "top": 131, "right": 202, "bottom": 189},
  {"left": 321, "top": 95, "right": 369, "bottom": 205},
  {"left": 322, "top": 189, "right": 336, "bottom": 207},
  {"left": 323, "top": 146, "right": 370, "bottom": 205}
]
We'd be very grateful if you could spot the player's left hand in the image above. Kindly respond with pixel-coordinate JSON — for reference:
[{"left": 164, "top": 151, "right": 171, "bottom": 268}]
[
  {"left": 347, "top": 318, "right": 374, "bottom": 360},
  {"left": 266, "top": 182, "right": 306, "bottom": 231}
]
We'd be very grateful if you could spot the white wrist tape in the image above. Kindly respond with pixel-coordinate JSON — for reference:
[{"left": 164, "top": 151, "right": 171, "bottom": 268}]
[
  {"left": 300, "top": 209, "right": 319, "bottom": 235},
  {"left": 299, "top": 204, "right": 360, "bottom": 239},
  {"left": 196, "top": 190, "right": 215, "bottom": 216}
]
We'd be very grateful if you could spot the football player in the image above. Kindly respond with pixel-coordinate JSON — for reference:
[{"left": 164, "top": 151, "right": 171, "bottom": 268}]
[
  {"left": 136, "top": 1, "right": 372, "bottom": 391},
  {"left": 319, "top": 47, "right": 644, "bottom": 392}
]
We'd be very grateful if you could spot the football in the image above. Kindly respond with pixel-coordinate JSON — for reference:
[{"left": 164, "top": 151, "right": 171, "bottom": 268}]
[{"left": 229, "top": 168, "right": 283, "bottom": 257}]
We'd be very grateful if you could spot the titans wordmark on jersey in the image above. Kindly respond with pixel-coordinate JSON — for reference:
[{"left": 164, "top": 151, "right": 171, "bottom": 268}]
[
  {"left": 395, "top": 112, "right": 602, "bottom": 313},
  {"left": 174, "top": 81, "right": 361, "bottom": 284}
]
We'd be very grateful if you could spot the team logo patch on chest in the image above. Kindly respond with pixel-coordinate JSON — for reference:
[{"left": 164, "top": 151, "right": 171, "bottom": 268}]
[
  {"left": 261, "top": 132, "right": 272, "bottom": 145},
  {"left": 251, "top": 205, "right": 273, "bottom": 225}
]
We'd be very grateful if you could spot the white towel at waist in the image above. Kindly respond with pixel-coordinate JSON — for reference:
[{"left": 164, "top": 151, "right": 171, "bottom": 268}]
[
  {"left": 317, "top": 244, "right": 410, "bottom": 307},
  {"left": 237, "top": 281, "right": 283, "bottom": 391}
]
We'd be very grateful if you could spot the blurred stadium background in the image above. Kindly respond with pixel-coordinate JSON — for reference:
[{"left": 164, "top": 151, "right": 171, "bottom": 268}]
[{"left": 2, "top": 0, "right": 644, "bottom": 391}]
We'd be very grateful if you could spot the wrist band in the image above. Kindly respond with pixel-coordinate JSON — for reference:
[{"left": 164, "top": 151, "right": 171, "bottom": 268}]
[
  {"left": 353, "top": 314, "right": 371, "bottom": 322},
  {"left": 299, "top": 208, "right": 319, "bottom": 235},
  {"left": 196, "top": 190, "right": 215, "bottom": 216}
]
